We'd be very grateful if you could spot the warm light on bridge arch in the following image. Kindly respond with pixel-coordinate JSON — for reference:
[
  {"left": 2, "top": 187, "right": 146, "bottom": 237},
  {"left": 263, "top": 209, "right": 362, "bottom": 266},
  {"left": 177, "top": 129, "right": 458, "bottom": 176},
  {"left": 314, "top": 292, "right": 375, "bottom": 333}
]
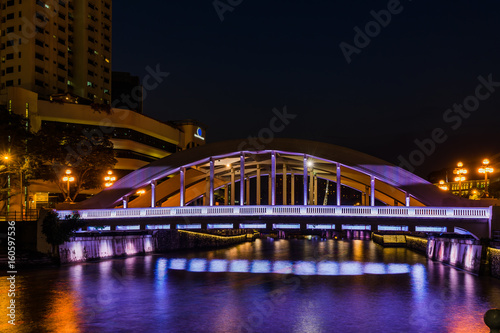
[{"left": 117, "top": 150, "right": 421, "bottom": 209}]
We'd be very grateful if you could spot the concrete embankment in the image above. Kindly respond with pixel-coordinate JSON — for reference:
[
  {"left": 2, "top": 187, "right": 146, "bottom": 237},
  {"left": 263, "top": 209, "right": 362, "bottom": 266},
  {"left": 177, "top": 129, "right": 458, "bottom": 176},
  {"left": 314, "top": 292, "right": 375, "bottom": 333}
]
[
  {"left": 59, "top": 234, "right": 154, "bottom": 263},
  {"left": 58, "top": 230, "right": 252, "bottom": 263},
  {"left": 372, "top": 233, "right": 428, "bottom": 253},
  {"left": 373, "top": 233, "right": 486, "bottom": 275}
]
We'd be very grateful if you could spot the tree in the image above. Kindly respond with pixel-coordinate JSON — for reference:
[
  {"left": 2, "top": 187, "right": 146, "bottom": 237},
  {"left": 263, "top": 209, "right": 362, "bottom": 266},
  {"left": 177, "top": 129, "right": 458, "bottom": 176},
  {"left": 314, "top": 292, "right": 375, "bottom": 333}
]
[
  {"left": 31, "top": 122, "right": 117, "bottom": 201},
  {"left": 41, "top": 210, "right": 86, "bottom": 255}
]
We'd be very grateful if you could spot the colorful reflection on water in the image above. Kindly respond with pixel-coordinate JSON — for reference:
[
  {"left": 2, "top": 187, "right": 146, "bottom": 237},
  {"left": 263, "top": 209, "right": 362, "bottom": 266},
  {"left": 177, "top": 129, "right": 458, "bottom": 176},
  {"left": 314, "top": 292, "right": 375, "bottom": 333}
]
[{"left": 1, "top": 239, "right": 500, "bottom": 332}]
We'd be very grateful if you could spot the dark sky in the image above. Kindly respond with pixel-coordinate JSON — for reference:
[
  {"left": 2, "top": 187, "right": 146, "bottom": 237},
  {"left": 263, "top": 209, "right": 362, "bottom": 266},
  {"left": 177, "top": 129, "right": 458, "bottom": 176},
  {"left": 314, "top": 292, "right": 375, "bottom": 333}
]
[{"left": 112, "top": 0, "right": 500, "bottom": 179}]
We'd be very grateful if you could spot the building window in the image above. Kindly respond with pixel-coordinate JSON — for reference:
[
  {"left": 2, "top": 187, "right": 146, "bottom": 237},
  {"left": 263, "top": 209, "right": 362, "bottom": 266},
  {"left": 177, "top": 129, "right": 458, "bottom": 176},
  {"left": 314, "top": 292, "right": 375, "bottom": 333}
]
[{"left": 6, "top": 80, "right": 14, "bottom": 86}]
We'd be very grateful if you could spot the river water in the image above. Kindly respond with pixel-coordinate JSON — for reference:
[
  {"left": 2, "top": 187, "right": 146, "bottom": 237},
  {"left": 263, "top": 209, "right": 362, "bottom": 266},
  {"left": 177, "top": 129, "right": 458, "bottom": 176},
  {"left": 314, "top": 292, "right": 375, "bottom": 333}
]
[{"left": 2, "top": 238, "right": 500, "bottom": 332}]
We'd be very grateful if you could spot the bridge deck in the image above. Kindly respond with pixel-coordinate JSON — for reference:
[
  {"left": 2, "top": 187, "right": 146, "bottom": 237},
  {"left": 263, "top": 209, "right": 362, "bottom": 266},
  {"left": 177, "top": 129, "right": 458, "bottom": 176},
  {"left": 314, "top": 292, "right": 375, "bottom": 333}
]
[{"left": 57, "top": 205, "right": 491, "bottom": 221}]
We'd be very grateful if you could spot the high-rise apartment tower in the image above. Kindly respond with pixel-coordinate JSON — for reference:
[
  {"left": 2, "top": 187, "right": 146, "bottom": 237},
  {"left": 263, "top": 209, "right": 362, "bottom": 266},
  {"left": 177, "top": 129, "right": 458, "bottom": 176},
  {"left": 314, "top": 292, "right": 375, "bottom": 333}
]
[{"left": 0, "top": 0, "right": 112, "bottom": 104}]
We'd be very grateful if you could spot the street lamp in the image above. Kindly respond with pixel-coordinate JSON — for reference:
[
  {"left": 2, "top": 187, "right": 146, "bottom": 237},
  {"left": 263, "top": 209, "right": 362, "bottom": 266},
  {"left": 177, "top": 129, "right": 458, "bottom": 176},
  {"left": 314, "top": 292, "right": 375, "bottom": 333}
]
[
  {"left": 438, "top": 180, "right": 449, "bottom": 191},
  {"left": 3, "top": 153, "right": 26, "bottom": 218},
  {"left": 2, "top": 154, "right": 11, "bottom": 215},
  {"left": 478, "top": 159, "right": 494, "bottom": 197},
  {"left": 62, "top": 169, "right": 75, "bottom": 202},
  {"left": 104, "top": 170, "right": 116, "bottom": 188},
  {"left": 453, "top": 162, "right": 468, "bottom": 197}
]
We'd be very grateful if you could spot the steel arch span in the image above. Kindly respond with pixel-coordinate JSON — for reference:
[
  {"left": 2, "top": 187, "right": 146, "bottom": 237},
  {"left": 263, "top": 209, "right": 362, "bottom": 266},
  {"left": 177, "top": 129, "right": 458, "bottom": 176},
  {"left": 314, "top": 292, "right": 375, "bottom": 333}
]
[{"left": 67, "top": 139, "right": 487, "bottom": 210}]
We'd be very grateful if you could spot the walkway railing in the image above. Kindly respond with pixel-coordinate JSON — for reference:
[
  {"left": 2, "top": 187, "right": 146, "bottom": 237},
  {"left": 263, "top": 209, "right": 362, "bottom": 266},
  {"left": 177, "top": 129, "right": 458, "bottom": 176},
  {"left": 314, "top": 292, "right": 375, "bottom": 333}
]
[
  {"left": 0, "top": 211, "right": 40, "bottom": 222},
  {"left": 56, "top": 205, "right": 492, "bottom": 221}
]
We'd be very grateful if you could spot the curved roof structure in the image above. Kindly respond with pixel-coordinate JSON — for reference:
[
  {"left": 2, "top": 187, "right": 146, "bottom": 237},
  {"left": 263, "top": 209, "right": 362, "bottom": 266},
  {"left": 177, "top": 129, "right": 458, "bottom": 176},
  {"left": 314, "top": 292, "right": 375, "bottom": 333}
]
[{"left": 69, "top": 138, "right": 484, "bottom": 209}]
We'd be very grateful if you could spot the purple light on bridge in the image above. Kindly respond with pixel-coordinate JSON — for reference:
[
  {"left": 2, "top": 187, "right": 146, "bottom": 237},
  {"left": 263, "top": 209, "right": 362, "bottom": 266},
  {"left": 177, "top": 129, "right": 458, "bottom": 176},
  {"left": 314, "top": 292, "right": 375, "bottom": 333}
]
[{"left": 146, "top": 225, "right": 170, "bottom": 230}]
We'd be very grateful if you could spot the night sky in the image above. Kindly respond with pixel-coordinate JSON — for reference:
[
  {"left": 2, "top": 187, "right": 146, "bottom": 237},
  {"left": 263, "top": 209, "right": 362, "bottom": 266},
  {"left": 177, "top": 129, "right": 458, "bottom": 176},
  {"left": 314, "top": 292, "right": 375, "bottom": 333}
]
[{"left": 112, "top": 0, "right": 500, "bottom": 179}]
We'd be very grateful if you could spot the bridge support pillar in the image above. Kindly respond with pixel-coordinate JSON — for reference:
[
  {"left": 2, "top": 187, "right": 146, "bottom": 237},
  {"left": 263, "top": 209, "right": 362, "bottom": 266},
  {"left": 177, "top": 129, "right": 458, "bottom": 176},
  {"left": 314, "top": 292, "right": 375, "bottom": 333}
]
[
  {"left": 151, "top": 180, "right": 157, "bottom": 208},
  {"left": 303, "top": 155, "right": 308, "bottom": 205},
  {"left": 246, "top": 177, "right": 250, "bottom": 205},
  {"left": 291, "top": 172, "right": 295, "bottom": 205},
  {"left": 268, "top": 174, "right": 272, "bottom": 205},
  {"left": 122, "top": 195, "right": 128, "bottom": 209},
  {"left": 308, "top": 169, "right": 314, "bottom": 205},
  {"left": 314, "top": 174, "right": 318, "bottom": 205},
  {"left": 336, "top": 163, "right": 341, "bottom": 206},
  {"left": 370, "top": 176, "right": 375, "bottom": 207},
  {"left": 231, "top": 167, "right": 235, "bottom": 205},
  {"left": 240, "top": 153, "right": 245, "bottom": 206},
  {"left": 180, "top": 167, "right": 185, "bottom": 206},
  {"left": 283, "top": 164, "right": 287, "bottom": 205},
  {"left": 271, "top": 151, "right": 276, "bottom": 205},
  {"left": 405, "top": 192, "right": 411, "bottom": 206},
  {"left": 256, "top": 165, "right": 261, "bottom": 205},
  {"left": 209, "top": 158, "right": 214, "bottom": 206}
]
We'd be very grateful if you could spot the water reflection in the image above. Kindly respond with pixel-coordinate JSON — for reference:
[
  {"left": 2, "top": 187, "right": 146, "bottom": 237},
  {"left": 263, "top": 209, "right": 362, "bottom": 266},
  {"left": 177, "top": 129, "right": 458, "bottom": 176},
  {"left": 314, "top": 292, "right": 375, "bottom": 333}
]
[
  {"left": 161, "top": 258, "right": 413, "bottom": 276},
  {"left": 5, "top": 239, "right": 500, "bottom": 332}
]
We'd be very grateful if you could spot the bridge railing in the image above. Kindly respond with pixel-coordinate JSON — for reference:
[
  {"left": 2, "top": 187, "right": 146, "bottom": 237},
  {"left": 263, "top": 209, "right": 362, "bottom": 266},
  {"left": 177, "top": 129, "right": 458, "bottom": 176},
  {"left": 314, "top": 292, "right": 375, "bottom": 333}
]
[{"left": 56, "top": 205, "right": 491, "bottom": 220}]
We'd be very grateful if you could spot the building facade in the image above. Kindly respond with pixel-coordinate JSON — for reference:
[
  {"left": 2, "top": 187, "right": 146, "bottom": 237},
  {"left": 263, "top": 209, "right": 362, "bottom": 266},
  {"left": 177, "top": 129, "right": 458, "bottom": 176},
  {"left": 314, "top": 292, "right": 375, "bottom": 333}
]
[
  {"left": 3, "top": 87, "right": 207, "bottom": 213},
  {"left": 0, "top": 0, "right": 112, "bottom": 104}
]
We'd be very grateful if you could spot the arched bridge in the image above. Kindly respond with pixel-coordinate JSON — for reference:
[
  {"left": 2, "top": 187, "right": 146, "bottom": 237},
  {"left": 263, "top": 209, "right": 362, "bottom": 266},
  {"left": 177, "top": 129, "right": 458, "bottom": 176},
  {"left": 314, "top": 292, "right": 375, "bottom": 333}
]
[{"left": 57, "top": 139, "right": 495, "bottom": 239}]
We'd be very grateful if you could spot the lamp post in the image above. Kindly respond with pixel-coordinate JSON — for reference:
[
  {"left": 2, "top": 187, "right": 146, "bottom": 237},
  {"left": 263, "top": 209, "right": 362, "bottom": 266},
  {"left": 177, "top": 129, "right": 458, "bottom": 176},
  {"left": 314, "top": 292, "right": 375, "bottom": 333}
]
[
  {"left": 104, "top": 170, "right": 116, "bottom": 188},
  {"left": 479, "top": 159, "right": 494, "bottom": 197},
  {"left": 62, "top": 169, "right": 75, "bottom": 202},
  {"left": 438, "top": 180, "right": 449, "bottom": 191},
  {"left": 2, "top": 155, "right": 11, "bottom": 216},
  {"left": 3, "top": 154, "right": 25, "bottom": 219},
  {"left": 453, "top": 162, "right": 468, "bottom": 197}
]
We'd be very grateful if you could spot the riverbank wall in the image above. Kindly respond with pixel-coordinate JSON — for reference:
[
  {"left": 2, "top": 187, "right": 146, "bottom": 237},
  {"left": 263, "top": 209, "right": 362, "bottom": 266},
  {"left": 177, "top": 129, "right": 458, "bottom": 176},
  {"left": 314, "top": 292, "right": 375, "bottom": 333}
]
[
  {"left": 58, "top": 230, "right": 251, "bottom": 263},
  {"left": 154, "top": 230, "right": 250, "bottom": 252},
  {"left": 59, "top": 234, "right": 154, "bottom": 263},
  {"left": 373, "top": 233, "right": 484, "bottom": 274}
]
